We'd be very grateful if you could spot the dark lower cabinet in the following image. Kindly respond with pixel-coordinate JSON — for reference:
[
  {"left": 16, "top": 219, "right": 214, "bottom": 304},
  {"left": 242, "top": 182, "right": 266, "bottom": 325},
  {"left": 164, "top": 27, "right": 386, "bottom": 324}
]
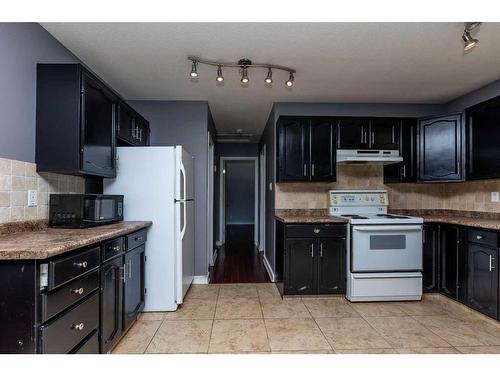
[
  {"left": 422, "top": 224, "right": 439, "bottom": 292},
  {"left": 123, "top": 244, "right": 146, "bottom": 331},
  {"left": 284, "top": 239, "right": 316, "bottom": 294},
  {"left": 100, "top": 256, "right": 123, "bottom": 353},
  {"left": 317, "top": 238, "right": 345, "bottom": 294},
  {"left": 439, "top": 225, "right": 467, "bottom": 302}
]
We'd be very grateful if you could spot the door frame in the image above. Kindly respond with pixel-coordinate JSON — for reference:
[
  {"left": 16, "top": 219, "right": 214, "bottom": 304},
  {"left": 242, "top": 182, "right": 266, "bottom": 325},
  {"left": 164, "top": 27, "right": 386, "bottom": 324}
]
[
  {"left": 219, "top": 156, "right": 259, "bottom": 246},
  {"left": 259, "top": 145, "right": 266, "bottom": 253},
  {"left": 207, "top": 132, "right": 215, "bottom": 268}
]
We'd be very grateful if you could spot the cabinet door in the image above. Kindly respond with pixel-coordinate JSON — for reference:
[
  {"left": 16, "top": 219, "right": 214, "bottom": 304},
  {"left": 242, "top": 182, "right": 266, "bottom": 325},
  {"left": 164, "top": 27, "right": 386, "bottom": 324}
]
[
  {"left": 135, "top": 116, "right": 150, "bottom": 147},
  {"left": 100, "top": 257, "right": 123, "bottom": 353},
  {"left": 310, "top": 120, "right": 335, "bottom": 182},
  {"left": 317, "top": 238, "right": 345, "bottom": 294},
  {"left": 81, "top": 72, "right": 117, "bottom": 177},
  {"left": 466, "top": 98, "right": 500, "bottom": 180},
  {"left": 284, "top": 239, "right": 315, "bottom": 294},
  {"left": 278, "top": 119, "right": 309, "bottom": 181},
  {"left": 370, "top": 118, "right": 400, "bottom": 150},
  {"left": 383, "top": 119, "right": 417, "bottom": 183},
  {"left": 422, "top": 224, "right": 439, "bottom": 292},
  {"left": 123, "top": 245, "right": 145, "bottom": 331},
  {"left": 467, "top": 244, "right": 498, "bottom": 318},
  {"left": 117, "top": 103, "right": 136, "bottom": 145},
  {"left": 337, "top": 118, "right": 368, "bottom": 149},
  {"left": 440, "top": 225, "right": 460, "bottom": 299},
  {"left": 418, "top": 113, "right": 463, "bottom": 182}
]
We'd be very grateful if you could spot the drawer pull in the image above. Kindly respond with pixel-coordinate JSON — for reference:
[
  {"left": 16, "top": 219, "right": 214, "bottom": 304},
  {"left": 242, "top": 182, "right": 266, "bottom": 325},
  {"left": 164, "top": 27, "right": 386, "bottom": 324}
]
[
  {"left": 135, "top": 236, "right": 143, "bottom": 242},
  {"left": 71, "top": 323, "right": 85, "bottom": 331},
  {"left": 112, "top": 246, "right": 120, "bottom": 251},
  {"left": 71, "top": 287, "right": 84, "bottom": 295},
  {"left": 74, "top": 261, "right": 88, "bottom": 269},
  {"left": 313, "top": 228, "right": 320, "bottom": 234},
  {"left": 476, "top": 235, "right": 484, "bottom": 240}
]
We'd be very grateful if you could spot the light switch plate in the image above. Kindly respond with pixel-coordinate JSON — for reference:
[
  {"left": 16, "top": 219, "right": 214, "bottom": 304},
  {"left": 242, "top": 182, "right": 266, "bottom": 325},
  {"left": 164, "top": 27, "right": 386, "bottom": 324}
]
[
  {"left": 27, "top": 190, "right": 38, "bottom": 207},
  {"left": 491, "top": 192, "right": 499, "bottom": 202}
]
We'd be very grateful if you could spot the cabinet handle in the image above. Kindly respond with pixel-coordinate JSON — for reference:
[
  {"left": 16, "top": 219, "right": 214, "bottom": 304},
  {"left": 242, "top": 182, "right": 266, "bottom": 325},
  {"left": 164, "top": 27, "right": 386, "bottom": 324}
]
[
  {"left": 311, "top": 164, "right": 315, "bottom": 177},
  {"left": 371, "top": 131, "right": 375, "bottom": 145},
  {"left": 310, "top": 244, "right": 314, "bottom": 258},
  {"left": 363, "top": 131, "right": 367, "bottom": 144},
  {"left": 402, "top": 165, "right": 406, "bottom": 178},
  {"left": 73, "top": 261, "right": 88, "bottom": 269},
  {"left": 490, "top": 255, "right": 495, "bottom": 272},
  {"left": 122, "top": 264, "right": 127, "bottom": 283},
  {"left": 139, "top": 128, "right": 143, "bottom": 141},
  {"left": 112, "top": 245, "right": 121, "bottom": 251},
  {"left": 303, "top": 164, "right": 306, "bottom": 177},
  {"left": 476, "top": 235, "right": 483, "bottom": 240},
  {"left": 135, "top": 236, "right": 143, "bottom": 242},
  {"left": 128, "top": 259, "right": 132, "bottom": 279},
  {"left": 71, "top": 287, "right": 84, "bottom": 295},
  {"left": 71, "top": 323, "right": 85, "bottom": 331},
  {"left": 313, "top": 228, "right": 320, "bottom": 234},
  {"left": 320, "top": 243, "right": 323, "bottom": 257}
]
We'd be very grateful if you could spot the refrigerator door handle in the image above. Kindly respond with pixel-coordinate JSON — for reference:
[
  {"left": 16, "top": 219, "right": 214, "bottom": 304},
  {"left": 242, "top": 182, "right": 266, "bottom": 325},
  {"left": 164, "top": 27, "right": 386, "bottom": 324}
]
[
  {"left": 180, "top": 201, "right": 187, "bottom": 240},
  {"left": 180, "top": 161, "right": 187, "bottom": 201}
]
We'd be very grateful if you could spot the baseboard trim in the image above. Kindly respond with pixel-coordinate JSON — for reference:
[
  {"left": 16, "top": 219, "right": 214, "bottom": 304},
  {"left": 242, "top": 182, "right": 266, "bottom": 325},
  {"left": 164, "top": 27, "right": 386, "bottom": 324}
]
[
  {"left": 192, "top": 275, "right": 209, "bottom": 285},
  {"left": 263, "top": 255, "right": 275, "bottom": 282}
]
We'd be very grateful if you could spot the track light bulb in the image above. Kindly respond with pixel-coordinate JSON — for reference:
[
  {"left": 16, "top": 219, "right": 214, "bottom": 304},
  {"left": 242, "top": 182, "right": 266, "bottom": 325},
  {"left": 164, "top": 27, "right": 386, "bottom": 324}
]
[
  {"left": 285, "top": 72, "right": 294, "bottom": 87},
  {"left": 189, "top": 61, "right": 198, "bottom": 78},
  {"left": 216, "top": 65, "right": 224, "bottom": 82},
  {"left": 462, "top": 30, "right": 479, "bottom": 51},
  {"left": 265, "top": 68, "right": 273, "bottom": 85},
  {"left": 241, "top": 67, "right": 249, "bottom": 84}
]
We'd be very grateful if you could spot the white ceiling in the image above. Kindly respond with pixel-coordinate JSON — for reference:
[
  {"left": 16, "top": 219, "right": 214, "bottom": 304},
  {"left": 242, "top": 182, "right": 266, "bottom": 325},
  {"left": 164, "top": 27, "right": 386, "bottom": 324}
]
[{"left": 41, "top": 22, "right": 500, "bottom": 138}]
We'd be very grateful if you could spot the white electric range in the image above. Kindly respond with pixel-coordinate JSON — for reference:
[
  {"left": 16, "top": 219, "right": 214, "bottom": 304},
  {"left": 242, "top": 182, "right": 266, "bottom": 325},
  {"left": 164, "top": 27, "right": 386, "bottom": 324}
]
[{"left": 329, "top": 190, "right": 424, "bottom": 302}]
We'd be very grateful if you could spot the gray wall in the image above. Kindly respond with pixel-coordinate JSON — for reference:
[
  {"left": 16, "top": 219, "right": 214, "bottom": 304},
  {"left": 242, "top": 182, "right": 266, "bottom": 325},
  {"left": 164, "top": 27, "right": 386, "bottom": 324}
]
[
  {"left": 225, "top": 161, "right": 255, "bottom": 225},
  {"left": 127, "top": 100, "right": 213, "bottom": 277},
  {"left": 0, "top": 23, "right": 78, "bottom": 162}
]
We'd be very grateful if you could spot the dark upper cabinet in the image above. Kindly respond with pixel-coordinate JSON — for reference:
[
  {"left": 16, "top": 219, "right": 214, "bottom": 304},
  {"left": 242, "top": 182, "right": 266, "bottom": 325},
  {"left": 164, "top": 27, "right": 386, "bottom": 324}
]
[
  {"left": 466, "top": 96, "right": 500, "bottom": 180},
  {"left": 310, "top": 119, "right": 335, "bottom": 182},
  {"left": 117, "top": 102, "right": 151, "bottom": 147},
  {"left": 467, "top": 243, "right": 498, "bottom": 319},
  {"left": 384, "top": 119, "right": 417, "bottom": 183},
  {"left": 337, "top": 118, "right": 368, "bottom": 149},
  {"left": 439, "top": 225, "right": 466, "bottom": 301},
  {"left": 123, "top": 245, "right": 146, "bottom": 331},
  {"left": 100, "top": 256, "right": 123, "bottom": 353},
  {"left": 317, "top": 238, "right": 345, "bottom": 294},
  {"left": 134, "top": 115, "right": 150, "bottom": 147},
  {"left": 278, "top": 119, "right": 309, "bottom": 181},
  {"left": 284, "top": 239, "right": 316, "bottom": 295},
  {"left": 418, "top": 113, "right": 464, "bottom": 182},
  {"left": 422, "top": 224, "right": 439, "bottom": 293},
  {"left": 370, "top": 118, "right": 400, "bottom": 150}
]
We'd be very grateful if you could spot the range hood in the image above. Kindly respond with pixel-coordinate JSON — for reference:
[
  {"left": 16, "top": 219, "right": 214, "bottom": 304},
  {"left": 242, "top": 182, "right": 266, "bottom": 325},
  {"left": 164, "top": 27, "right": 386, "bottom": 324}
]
[{"left": 336, "top": 149, "right": 403, "bottom": 165}]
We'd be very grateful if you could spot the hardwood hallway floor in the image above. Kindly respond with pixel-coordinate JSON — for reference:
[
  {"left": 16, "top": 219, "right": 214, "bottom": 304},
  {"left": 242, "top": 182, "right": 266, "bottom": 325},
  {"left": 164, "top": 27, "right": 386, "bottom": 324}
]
[{"left": 210, "top": 224, "right": 270, "bottom": 283}]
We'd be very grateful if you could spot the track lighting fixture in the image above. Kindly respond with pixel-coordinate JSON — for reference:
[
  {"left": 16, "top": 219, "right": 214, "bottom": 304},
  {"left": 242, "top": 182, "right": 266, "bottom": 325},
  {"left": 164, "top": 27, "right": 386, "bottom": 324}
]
[
  {"left": 189, "top": 61, "right": 198, "bottom": 78},
  {"left": 187, "top": 56, "right": 295, "bottom": 88},
  {"left": 265, "top": 68, "right": 273, "bottom": 85},
  {"left": 462, "top": 22, "right": 481, "bottom": 52},
  {"left": 216, "top": 65, "right": 224, "bottom": 82}
]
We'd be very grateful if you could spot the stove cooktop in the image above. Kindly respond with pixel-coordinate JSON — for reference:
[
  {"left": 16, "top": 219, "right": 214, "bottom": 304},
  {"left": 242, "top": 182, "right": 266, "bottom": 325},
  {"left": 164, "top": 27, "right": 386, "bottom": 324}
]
[{"left": 334, "top": 213, "right": 423, "bottom": 224}]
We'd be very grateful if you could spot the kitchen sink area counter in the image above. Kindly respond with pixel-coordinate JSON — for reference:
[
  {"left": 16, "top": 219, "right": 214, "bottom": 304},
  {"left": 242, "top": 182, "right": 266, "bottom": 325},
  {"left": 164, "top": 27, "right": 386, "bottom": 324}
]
[
  {"left": 275, "top": 209, "right": 349, "bottom": 224},
  {"left": 0, "top": 221, "right": 152, "bottom": 260}
]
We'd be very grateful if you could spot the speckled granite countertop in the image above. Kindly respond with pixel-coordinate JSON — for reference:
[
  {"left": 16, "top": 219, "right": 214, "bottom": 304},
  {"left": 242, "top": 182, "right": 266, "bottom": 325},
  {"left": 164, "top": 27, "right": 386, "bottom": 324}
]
[
  {"left": 275, "top": 209, "right": 348, "bottom": 224},
  {"left": 390, "top": 209, "right": 500, "bottom": 231},
  {"left": 0, "top": 221, "right": 152, "bottom": 260}
]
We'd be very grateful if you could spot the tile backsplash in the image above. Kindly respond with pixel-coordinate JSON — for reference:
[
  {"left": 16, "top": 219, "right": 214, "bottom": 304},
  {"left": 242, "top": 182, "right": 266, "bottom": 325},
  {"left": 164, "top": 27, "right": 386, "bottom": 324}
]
[
  {"left": 0, "top": 158, "right": 85, "bottom": 223},
  {"left": 276, "top": 165, "right": 500, "bottom": 213}
]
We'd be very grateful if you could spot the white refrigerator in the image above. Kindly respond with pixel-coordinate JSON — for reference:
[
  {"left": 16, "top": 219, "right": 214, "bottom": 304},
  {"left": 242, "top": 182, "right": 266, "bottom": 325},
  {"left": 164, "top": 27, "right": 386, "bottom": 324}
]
[{"left": 103, "top": 146, "right": 195, "bottom": 311}]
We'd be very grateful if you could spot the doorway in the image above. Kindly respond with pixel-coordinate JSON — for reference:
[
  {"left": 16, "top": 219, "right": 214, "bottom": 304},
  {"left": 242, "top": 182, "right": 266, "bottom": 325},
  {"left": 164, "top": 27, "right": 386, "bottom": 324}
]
[{"left": 212, "top": 157, "right": 269, "bottom": 283}]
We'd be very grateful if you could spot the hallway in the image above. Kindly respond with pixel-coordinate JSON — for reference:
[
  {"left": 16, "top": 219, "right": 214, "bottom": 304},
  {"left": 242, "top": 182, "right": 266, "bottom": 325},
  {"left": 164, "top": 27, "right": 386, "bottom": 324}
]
[{"left": 210, "top": 224, "right": 269, "bottom": 283}]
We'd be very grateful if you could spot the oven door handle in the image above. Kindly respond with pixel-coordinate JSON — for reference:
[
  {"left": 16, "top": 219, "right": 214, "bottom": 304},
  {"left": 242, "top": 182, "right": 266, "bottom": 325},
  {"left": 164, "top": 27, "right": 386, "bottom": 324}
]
[
  {"left": 353, "top": 225, "right": 422, "bottom": 232},
  {"left": 352, "top": 274, "right": 422, "bottom": 279}
]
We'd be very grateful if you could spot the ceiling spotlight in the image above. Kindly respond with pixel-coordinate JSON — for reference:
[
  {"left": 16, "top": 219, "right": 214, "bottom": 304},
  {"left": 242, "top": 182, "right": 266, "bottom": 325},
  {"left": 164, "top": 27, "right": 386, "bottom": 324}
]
[
  {"left": 285, "top": 72, "right": 294, "bottom": 87},
  {"left": 216, "top": 65, "right": 224, "bottom": 82},
  {"left": 265, "top": 68, "right": 273, "bottom": 85},
  {"left": 462, "top": 22, "right": 481, "bottom": 52},
  {"left": 241, "top": 67, "right": 249, "bottom": 84},
  {"left": 189, "top": 61, "right": 198, "bottom": 78}
]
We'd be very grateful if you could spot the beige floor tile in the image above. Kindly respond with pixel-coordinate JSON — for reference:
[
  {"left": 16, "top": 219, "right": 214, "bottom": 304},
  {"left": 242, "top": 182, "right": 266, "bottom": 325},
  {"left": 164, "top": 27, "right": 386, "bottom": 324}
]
[
  {"left": 261, "top": 299, "right": 311, "bottom": 319},
  {"left": 185, "top": 284, "right": 220, "bottom": 300},
  {"left": 215, "top": 298, "right": 262, "bottom": 319},
  {"left": 112, "top": 321, "right": 161, "bottom": 354},
  {"left": 456, "top": 346, "right": 500, "bottom": 354},
  {"left": 316, "top": 317, "right": 392, "bottom": 350},
  {"left": 414, "top": 315, "right": 500, "bottom": 346},
  {"left": 364, "top": 316, "right": 450, "bottom": 348},
  {"left": 336, "top": 348, "right": 398, "bottom": 354},
  {"left": 138, "top": 312, "right": 166, "bottom": 321},
  {"left": 397, "top": 347, "right": 459, "bottom": 354},
  {"left": 218, "top": 284, "right": 258, "bottom": 299},
  {"left": 145, "top": 320, "right": 212, "bottom": 353},
  {"left": 256, "top": 283, "right": 282, "bottom": 300},
  {"left": 209, "top": 319, "right": 270, "bottom": 353},
  {"left": 265, "top": 318, "right": 331, "bottom": 351},
  {"left": 302, "top": 298, "right": 360, "bottom": 318},
  {"left": 164, "top": 299, "right": 216, "bottom": 320},
  {"left": 351, "top": 302, "right": 407, "bottom": 317},
  {"left": 394, "top": 299, "right": 448, "bottom": 316}
]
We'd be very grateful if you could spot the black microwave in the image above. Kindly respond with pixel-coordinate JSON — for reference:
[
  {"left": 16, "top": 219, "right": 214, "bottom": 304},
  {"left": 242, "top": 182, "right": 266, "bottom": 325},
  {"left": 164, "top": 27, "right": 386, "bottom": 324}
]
[{"left": 49, "top": 194, "right": 124, "bottom": 228}]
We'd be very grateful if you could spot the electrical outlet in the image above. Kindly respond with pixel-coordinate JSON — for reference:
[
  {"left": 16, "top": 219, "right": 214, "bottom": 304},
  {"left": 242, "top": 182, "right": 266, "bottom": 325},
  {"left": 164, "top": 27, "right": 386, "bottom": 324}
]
[
  {"left": 492, "top": 192, "right": 499, "bottom": 202},
  {"left": 27, "top": 190, "right": 38, "bottom": 207}
]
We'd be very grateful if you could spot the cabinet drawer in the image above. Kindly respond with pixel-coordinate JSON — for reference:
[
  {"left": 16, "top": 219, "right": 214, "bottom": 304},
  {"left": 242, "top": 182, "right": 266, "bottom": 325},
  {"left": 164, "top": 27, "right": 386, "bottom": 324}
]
[
  {"left": 127, "top": 229, "right": 147, "bottom": 250},
  {"left": 468, "top": 228, "right": 498, "bottom": 248},
  {"left": 286, "top": 224, "right": 346, "bottom": 238},
  {"left": 39, "top": 292, "right": 99, "bottom": 354},
  {"left": 103, "top": 237, "right": 125, "bottom": 261},
  {"left": 41, "top": 269, "right": 99, "bottom": 322},
  {"left": 70, "top": 330, "right": 99, "bottom": 354},
  {"left": 47, "top": 246, "right": 100, "bottom": 290}
]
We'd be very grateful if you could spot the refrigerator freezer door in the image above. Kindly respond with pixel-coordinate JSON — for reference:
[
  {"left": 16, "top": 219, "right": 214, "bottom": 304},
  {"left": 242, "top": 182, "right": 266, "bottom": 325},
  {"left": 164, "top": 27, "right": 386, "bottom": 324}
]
[{"left": 175, "top": 200, "right": 195, "bottom": 303}]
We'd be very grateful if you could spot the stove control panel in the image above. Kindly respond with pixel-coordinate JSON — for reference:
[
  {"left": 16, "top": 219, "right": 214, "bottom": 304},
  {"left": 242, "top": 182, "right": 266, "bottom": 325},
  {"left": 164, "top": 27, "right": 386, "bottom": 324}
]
[{"left": 329, "top": 190, "right": 388, "bottom": 207}]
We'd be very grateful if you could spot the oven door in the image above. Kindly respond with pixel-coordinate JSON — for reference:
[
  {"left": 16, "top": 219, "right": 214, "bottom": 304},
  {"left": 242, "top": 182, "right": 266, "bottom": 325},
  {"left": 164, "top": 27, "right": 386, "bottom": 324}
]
[{"left": 351, "top": 225, "right": 422, "bottom": 272}]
